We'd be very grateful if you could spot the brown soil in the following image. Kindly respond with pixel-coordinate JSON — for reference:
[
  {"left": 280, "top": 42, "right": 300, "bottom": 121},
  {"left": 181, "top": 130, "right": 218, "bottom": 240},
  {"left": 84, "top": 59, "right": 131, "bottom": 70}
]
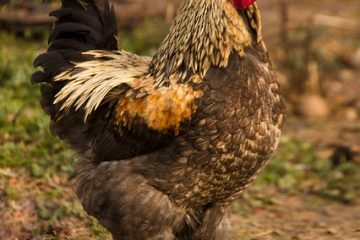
[{"left": 233, "top": 188, "right": 360, "bottom": 240}]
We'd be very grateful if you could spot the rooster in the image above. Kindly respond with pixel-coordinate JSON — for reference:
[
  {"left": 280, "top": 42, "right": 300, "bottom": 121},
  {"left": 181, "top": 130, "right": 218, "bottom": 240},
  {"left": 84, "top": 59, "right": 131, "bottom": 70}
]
[{"left": 32, "top": 0, "right": 285, "bottom": 239}]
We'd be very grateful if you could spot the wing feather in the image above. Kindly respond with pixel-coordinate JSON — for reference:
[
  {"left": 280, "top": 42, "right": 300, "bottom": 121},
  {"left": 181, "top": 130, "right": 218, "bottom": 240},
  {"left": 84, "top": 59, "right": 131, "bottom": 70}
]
[{"left": 53, "top": 50, "right": 151, "bottom": 119}]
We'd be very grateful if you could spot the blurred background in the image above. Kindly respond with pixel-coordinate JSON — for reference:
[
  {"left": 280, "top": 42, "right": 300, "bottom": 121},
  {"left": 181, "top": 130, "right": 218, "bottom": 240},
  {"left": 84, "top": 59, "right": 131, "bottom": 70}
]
[{"left": 0, "top": 0, "right": 359, "bottom": 239}]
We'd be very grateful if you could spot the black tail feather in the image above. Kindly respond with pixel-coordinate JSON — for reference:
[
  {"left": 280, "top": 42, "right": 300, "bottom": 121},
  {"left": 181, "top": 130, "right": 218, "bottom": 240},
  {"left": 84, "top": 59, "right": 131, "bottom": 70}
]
[{"left": 32, "top": 0, "right": 119, "bottom": 158}]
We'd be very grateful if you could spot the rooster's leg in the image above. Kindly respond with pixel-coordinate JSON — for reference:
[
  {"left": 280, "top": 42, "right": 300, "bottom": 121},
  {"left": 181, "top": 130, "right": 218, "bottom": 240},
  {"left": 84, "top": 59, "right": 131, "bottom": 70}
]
[{"left": 193, "top": 206, "right": 232, "bottom": 240}]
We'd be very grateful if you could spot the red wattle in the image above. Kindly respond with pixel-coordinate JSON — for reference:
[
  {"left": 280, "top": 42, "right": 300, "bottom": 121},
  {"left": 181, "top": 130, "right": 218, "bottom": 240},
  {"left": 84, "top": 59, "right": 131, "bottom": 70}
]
[{"left": 231, "top": 0, "right": 256, "bottom": 10}]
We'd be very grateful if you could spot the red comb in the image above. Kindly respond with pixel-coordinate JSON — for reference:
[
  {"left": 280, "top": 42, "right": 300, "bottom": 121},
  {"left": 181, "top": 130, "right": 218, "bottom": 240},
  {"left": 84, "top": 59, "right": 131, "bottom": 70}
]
[{"left": 231, "top": 0, "right": 256, "bottom": 10}]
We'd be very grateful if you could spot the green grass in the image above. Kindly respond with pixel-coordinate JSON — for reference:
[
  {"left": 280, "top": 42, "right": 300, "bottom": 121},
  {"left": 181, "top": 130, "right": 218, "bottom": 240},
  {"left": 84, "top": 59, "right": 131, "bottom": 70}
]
[
  {"left": 0, "top": 33, "right": 108, "bottom": 239},
  {"left": 258, "top": 137, "right": 360, "bottom": 203},
  {"left": 0, "top": 34, "right": 72, "bottom": 173}
]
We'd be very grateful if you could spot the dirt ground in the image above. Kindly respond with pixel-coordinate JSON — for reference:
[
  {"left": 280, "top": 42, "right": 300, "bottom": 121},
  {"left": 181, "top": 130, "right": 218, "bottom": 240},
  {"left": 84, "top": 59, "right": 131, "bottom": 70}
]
[{"left": 233, "top": 189, "right": 360, "bottom": 240}]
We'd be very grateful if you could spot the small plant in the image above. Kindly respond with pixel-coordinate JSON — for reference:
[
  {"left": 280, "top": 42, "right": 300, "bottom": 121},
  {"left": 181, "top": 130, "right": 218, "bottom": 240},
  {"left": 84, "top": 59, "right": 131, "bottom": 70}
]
[{"left": 258, "top": 137, "right": 360, "bottom": 203}]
